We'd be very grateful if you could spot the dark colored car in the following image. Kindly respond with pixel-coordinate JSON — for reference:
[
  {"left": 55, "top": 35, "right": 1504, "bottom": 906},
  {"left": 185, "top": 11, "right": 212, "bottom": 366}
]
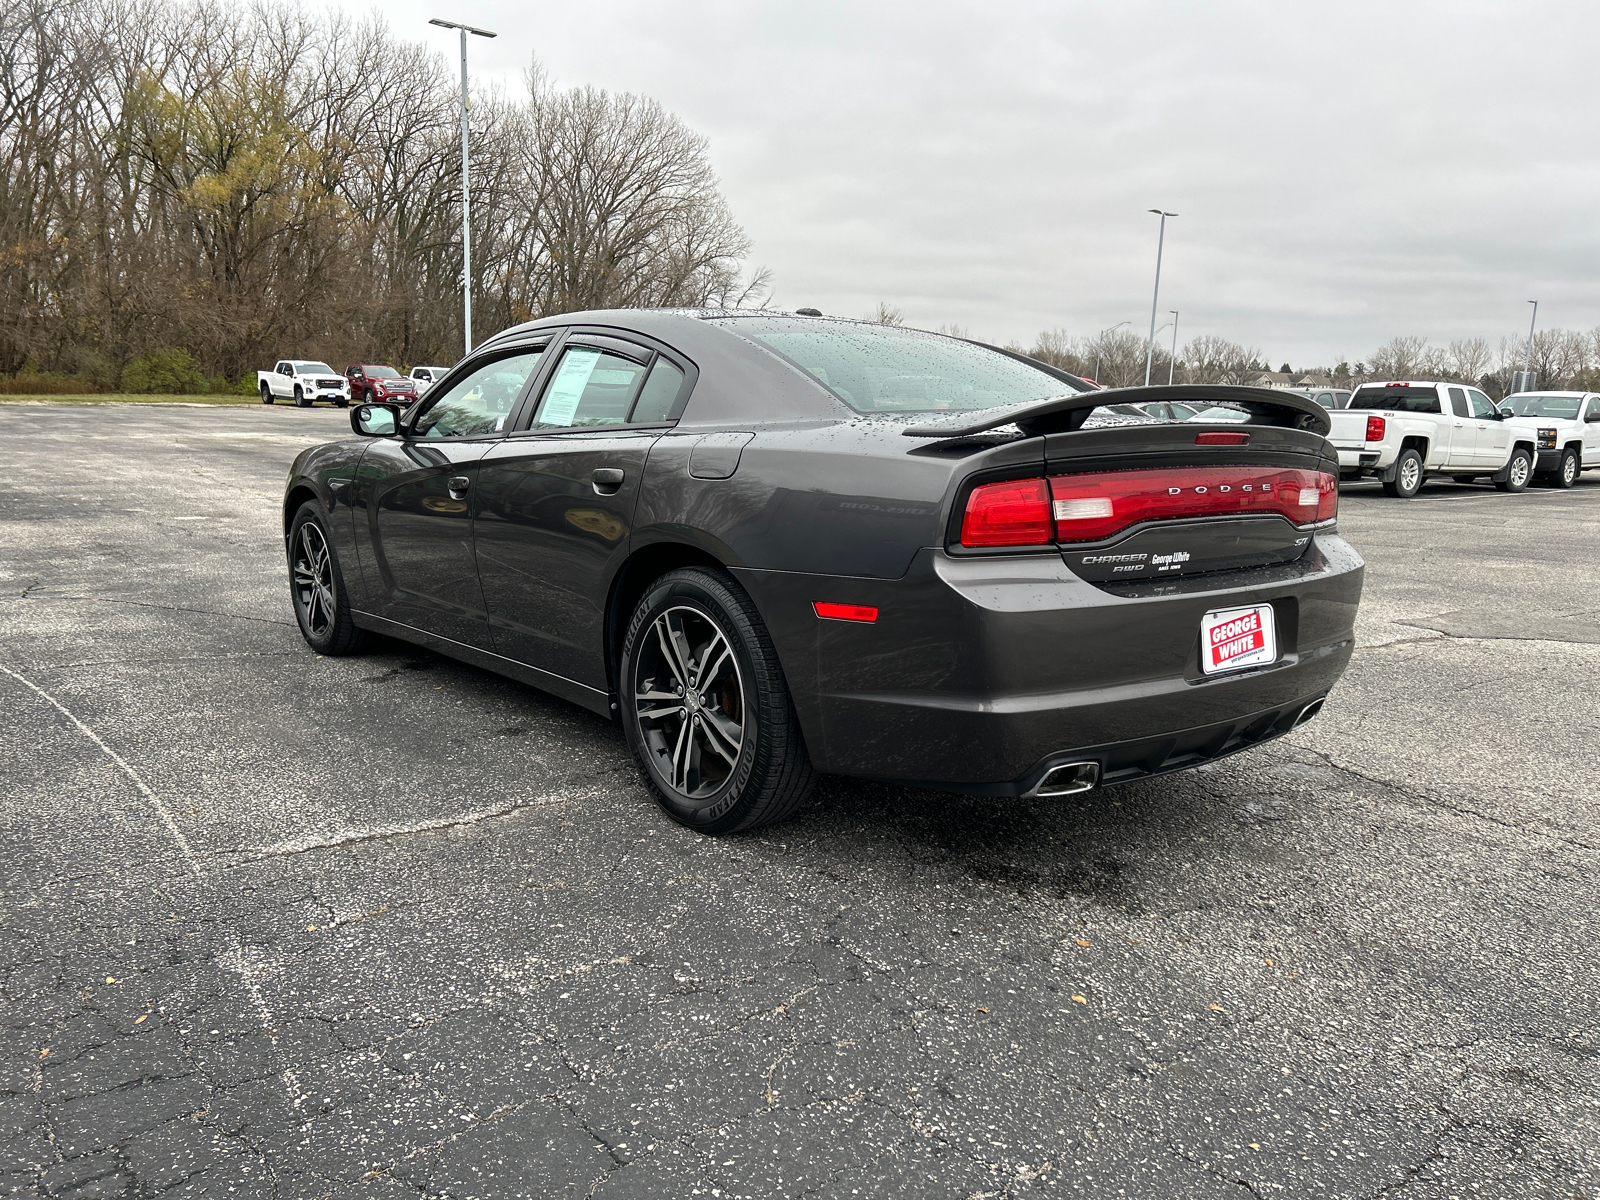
[
  {"left": 345, "top": 364, "right": 417, "bottom": 405},
  {"left": 284, "top": 311, "right": 1364, "bottom": 834}
]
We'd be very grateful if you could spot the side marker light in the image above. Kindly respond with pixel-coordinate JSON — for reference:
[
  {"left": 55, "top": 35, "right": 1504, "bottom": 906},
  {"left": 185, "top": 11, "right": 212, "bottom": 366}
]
[{"left": 814, "top": 602, "right": 878, "bottom": 623}]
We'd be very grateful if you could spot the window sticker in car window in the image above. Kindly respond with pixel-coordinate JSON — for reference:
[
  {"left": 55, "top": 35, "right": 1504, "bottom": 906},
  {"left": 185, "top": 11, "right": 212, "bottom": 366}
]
[{"left": 541, "top": 349, "right": 602, "bottom": 427}]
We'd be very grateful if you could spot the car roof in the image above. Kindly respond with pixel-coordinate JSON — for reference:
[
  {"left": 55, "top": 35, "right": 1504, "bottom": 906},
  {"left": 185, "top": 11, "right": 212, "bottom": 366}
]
[{"left": 1506, "top": 390, "right": 1589, "bottom": 397}]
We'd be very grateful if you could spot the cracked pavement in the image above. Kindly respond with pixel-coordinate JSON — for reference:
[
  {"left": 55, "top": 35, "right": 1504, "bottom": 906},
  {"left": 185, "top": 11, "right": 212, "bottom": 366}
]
[{"left": 2, "top": 403, "right": 1598, "bottom": 1199}]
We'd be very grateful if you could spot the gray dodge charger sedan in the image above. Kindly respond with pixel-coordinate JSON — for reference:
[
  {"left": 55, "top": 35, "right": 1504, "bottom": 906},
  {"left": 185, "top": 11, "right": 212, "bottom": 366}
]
[{"left": 283, "top": 310, "right": 1364, "bottom": 833}]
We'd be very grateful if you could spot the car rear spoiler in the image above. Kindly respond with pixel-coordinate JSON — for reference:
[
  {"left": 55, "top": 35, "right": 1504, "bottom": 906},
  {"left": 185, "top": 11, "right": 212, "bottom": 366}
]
[{"left": 901, "top": 385, "right": 1332, "bottom": 438}]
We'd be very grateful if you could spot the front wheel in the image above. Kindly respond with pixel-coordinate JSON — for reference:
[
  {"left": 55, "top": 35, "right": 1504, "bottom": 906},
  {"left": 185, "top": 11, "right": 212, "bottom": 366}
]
[
  {"left": 1381, "top": 448, "right": 1424, "bottom": 498},
  {"left": 621, "top": 567, "right": 815, "bottom": 834},
  {"left": 294, "top": 386, "right": 310, "bottom": 408},
  {"left": 1496, "top": 448, "right": 1533, "bottom": 492},
  {"left": 287, "top": 504, "right": 370, "bottom": 655},
  {"left": 1552, "top": 448, "right": 1579, "bottom": 489}
]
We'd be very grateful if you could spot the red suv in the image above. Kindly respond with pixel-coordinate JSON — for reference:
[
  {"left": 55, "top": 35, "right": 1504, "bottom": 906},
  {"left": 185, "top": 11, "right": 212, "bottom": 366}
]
[{"left": 345, "top": 364, "right": 418, "bottom": 405}]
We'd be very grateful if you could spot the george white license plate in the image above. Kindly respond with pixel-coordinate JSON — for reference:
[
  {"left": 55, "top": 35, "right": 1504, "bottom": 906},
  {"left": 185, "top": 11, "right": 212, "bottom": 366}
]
[{"left": 1200, "top": 604, "right": 1277, "bottom": 675}]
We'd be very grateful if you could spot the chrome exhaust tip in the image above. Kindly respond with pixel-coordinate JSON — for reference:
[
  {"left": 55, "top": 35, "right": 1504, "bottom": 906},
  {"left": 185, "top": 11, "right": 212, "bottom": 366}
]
[
  {"left": 1292, "top": 698, "right": 1325, "bottom": 727},
  {"left": 1027, "top": 761, "right": 1101, "bottom": 798}
]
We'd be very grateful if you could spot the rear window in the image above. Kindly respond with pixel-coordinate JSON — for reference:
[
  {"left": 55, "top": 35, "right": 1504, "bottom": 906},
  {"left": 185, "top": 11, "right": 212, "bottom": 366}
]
[
  {"left": 1501, "top": 394, "right": 1581, "bottom": 419},
  {"left": 714, "top": 317, "right": 1087, "bottom": 414},
  {"left": 1348, "top": 386, "right": 1440, "bottom": 414}
]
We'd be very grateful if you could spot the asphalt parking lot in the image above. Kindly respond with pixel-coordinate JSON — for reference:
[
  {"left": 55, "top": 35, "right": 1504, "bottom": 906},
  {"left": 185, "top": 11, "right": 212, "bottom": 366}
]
[{"left": 2, "top": 402, "right": 1597, "bottom": 1200}]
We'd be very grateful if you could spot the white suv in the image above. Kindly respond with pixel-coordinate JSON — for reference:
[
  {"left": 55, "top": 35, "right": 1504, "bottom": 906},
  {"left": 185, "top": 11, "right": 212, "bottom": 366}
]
[{"left": 1498, "top": 391, "right": 1600, "bottom": 487}]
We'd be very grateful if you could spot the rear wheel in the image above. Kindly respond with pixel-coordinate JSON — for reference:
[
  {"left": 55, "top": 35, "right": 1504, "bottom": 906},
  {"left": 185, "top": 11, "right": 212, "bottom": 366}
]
[
  {"left": 260, "top": 383, "right": 274, "bottom": 405},
  {"left": 1496, "top": 448, "right": 1533, "bottom": 492},
  {"left": 1382, "top": 449, "right": 1424, "bottom": 498},
  {"left": 1553, "top": 448, "right": 1580, "bottom": 488},
  {"left": 288, "top": 504, "right": 370, "bottom": 655},
  {"left": 621, "top": 567, "right": 815, "bottom": 834},
  {"left": 294, "top": 385, "right": 310, "bottom": 408}
]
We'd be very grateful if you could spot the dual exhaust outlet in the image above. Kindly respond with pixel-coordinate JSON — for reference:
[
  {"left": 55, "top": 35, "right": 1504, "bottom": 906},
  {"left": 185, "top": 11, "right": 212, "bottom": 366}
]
[{"left": 1023, "top": 696, "right": 1326, "bottom": 800}]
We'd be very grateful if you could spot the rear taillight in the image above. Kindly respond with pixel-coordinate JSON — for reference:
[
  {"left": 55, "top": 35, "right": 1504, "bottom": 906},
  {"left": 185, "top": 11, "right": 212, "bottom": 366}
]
[
  {"left": 959, "top": 478, "right": 1052, "bottom": 547},
  {"left": 1365, "top": 416, "right": 1386, "bottom": 442},
  {"left": 1047, "top": 467, "right": 1336, "bottom": 543}
]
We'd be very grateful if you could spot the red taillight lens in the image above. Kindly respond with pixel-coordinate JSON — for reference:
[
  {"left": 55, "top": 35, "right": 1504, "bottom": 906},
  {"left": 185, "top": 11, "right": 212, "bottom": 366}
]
[
  {"left": 1365, "top": 416, "right": 1385, "bottom": 442},
  {"left": 960, "top": 477, "right": 1052, "bottom": 547},
  {"left": 1048, "top": 467, "right": 1337, "bottom": 543},
  {"left": 814, "top": 602, "right": 878, "bottom": 623},
  {"left": 1195, "top": 432, "right": 1250, "bottom": 445}
]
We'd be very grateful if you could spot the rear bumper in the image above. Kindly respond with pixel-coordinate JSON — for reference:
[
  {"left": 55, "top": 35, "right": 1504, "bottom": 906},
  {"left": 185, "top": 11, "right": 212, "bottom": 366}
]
[
  {"left": 733, "top": 534, "right": 1364, "bottom": 791},
  {"left": 1335, "top": 446, "right": 1386, "bottom": 472}
]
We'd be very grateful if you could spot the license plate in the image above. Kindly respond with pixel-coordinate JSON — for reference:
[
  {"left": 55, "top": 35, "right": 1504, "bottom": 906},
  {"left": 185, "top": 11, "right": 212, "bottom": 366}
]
[{"left": 1200, "top": 604, "right": 1276, "bottom": 675}]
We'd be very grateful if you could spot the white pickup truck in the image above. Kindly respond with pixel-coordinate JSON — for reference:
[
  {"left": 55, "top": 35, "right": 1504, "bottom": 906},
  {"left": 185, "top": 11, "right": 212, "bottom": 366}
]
[
  {"left": 257, "top": 361, "right": 351, "bottom": 408},
  {"left": 1498, "top": 391, "right": 1600, "bottom": 488},
  {"left": 1326, "top": 380, "right": 1536, "bottom": 498}
]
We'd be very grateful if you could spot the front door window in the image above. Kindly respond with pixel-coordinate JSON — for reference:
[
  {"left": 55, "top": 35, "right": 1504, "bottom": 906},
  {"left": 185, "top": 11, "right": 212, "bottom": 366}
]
[{"left": 414, "top": 350, "right": 545, "bottom": 438}]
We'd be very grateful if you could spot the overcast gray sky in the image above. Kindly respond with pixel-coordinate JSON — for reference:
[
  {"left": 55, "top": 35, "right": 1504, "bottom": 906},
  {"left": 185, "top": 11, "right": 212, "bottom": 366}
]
[{"left": 354, "top": 0, "right": 1599, "bottom": 366}]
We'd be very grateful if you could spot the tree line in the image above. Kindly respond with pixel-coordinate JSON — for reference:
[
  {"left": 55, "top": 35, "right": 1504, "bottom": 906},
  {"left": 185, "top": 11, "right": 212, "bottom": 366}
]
[
  {"left": 988, "top": 327, "right": 1599, "bottom": 398},
  {"left": 0, "top": 0, "right": 764, "bottom": 392}
]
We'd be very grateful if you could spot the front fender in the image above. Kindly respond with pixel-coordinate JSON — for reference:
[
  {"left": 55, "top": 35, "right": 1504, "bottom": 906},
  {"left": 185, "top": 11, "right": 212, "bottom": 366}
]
[{"left": 284, "top": 440, "right": 371, "bottom": 606}]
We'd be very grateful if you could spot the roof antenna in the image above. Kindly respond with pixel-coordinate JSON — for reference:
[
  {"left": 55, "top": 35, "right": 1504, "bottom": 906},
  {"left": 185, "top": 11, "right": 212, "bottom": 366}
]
[{"left": 796, "top": 307, "right": 822, "bottom": 317}]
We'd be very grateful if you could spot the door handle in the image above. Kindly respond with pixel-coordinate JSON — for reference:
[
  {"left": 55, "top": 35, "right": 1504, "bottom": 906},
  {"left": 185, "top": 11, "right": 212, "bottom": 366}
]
[
  {"left": 592, "top": 467, "right": 624, "bottom": 496},
  {"left": 448, "top": 475, "right": 470, "bottom": 498}
]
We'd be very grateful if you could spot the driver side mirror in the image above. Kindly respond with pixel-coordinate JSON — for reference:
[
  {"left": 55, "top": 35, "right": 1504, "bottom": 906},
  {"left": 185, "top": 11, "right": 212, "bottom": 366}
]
[
  {"left": 351, "top": 403, "right": 402, "bottom": 437},
  {"left": 1587, "top": 410, "right": 1600, "bottom": 423}
]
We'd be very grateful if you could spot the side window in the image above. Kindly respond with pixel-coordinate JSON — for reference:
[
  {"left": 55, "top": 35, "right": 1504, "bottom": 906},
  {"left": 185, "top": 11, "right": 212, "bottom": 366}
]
[
  {"left": 413, "top": 349, "right": 544, "bottom": 439},
  {"left": 531, "top": 347, "right": 650, "bottom": 430},
  {"left": 1447, "top": 387, "right": 1470, "bottom": 418},
  {"left": 1467, "top": 390, "right": 1497, "bottom": 419},
  {"left": 1315, "top": 392, "right": 1334, "bottom": 408},
  {"left": 630, "top": 359, "right": 686, "bottom": 423}
]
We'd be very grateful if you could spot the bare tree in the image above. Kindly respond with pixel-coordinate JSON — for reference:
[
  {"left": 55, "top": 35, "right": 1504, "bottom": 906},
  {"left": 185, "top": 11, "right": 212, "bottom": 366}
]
[{"left": 866, "top": 301, "right": 904, "bottom": 325}]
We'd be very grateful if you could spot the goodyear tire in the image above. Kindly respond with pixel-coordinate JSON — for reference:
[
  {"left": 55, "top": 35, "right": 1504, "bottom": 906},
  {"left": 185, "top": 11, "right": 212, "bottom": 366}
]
[
  {"left": 621, "top": 567, "right": 815, "bottom": 834},
  {"left": 287, "top": 503, "right": 370, "bottom": 655}
]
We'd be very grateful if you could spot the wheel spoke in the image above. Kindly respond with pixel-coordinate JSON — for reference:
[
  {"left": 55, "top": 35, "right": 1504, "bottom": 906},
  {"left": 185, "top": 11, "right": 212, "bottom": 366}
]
[
  {"left": 694, "top": 635, "right": 731, "bottom": 690},
  {"left": 654, "top": 617, "right": 690, "bottom": 687},
  {"left": 637, "top": 703, "right": 685, "bottom": 722},
  {"left": 670, "top": 717, "right": 692, "bottom": 791},
  {"left": 698, "top": 710, "right": 741, "bottom": 766}
]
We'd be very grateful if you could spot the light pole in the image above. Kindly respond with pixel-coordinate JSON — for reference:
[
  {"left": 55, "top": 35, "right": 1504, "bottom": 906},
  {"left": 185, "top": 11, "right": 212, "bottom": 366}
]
[
  {"left": 1094, "top": 320, "right": 1129, "bottom": 385},
  {"left": 1522, "top": 299, "right": 1538, "bottom": 392},
  {"left": 430, "top": 18, "right": 498, "bottom": 357},
  {"left": 1167, "top": 309, "right": 1179, "bottom": 385},
  {"left": 1144, "top": 209, "right": 1177, "bottom": 386}
]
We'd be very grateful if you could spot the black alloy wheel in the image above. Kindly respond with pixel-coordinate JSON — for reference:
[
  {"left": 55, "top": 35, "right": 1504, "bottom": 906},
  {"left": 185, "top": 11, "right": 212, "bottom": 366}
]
[
  {"left": 1554, "top": 448, "right": 1580, "bottom": 489},
  {"left": 1496, "top": 447, "right": 1533, "bottom": 492},
  {"left": 288, "top": 504, "right": 369, "bottom": 655},
  {"left": 621, "top": 568, "right": 814, "bottom": 834},
  {"left": 260, "top": 383, "right": 274, "bottom": 405},
  {"left": 1382, "top": 448, "right": 1425, "bottom": 498}
]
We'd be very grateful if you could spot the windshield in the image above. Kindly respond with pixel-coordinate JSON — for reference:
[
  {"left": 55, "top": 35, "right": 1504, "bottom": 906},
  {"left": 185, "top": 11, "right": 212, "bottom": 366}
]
[
  {"left": 1501, "top": 393, "right": 1581, "bottom": 419},
  {"left": 715, "top": 317, "right": 1087, "bottom": 413},
  {"left": 1348, "top": 386, "right": 1440, "bottom": 414},
  {"left": 297, "top": 362, "right": 335, "bottom": 374},
  {"left": 367, "top": 365, "right": 402, "bottom": 378}
]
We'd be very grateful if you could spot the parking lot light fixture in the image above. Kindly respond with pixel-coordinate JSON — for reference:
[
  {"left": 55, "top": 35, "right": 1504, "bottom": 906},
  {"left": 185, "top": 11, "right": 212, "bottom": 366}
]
[
  {"left": 1093, "top": 320, "right": 1129, "bottom": 385},
  {"left": 430, "top": 18, "right": 498, "bottom": 356},
  {"left": 1523, "top": 299, "right": 1539, "bottom": 392},
  {"left": 1168, "top": 310, "right": 1179, "bottom": 385},
  {"left": 1145, "top": 210, "right": 1177, "bottom": 386}
]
